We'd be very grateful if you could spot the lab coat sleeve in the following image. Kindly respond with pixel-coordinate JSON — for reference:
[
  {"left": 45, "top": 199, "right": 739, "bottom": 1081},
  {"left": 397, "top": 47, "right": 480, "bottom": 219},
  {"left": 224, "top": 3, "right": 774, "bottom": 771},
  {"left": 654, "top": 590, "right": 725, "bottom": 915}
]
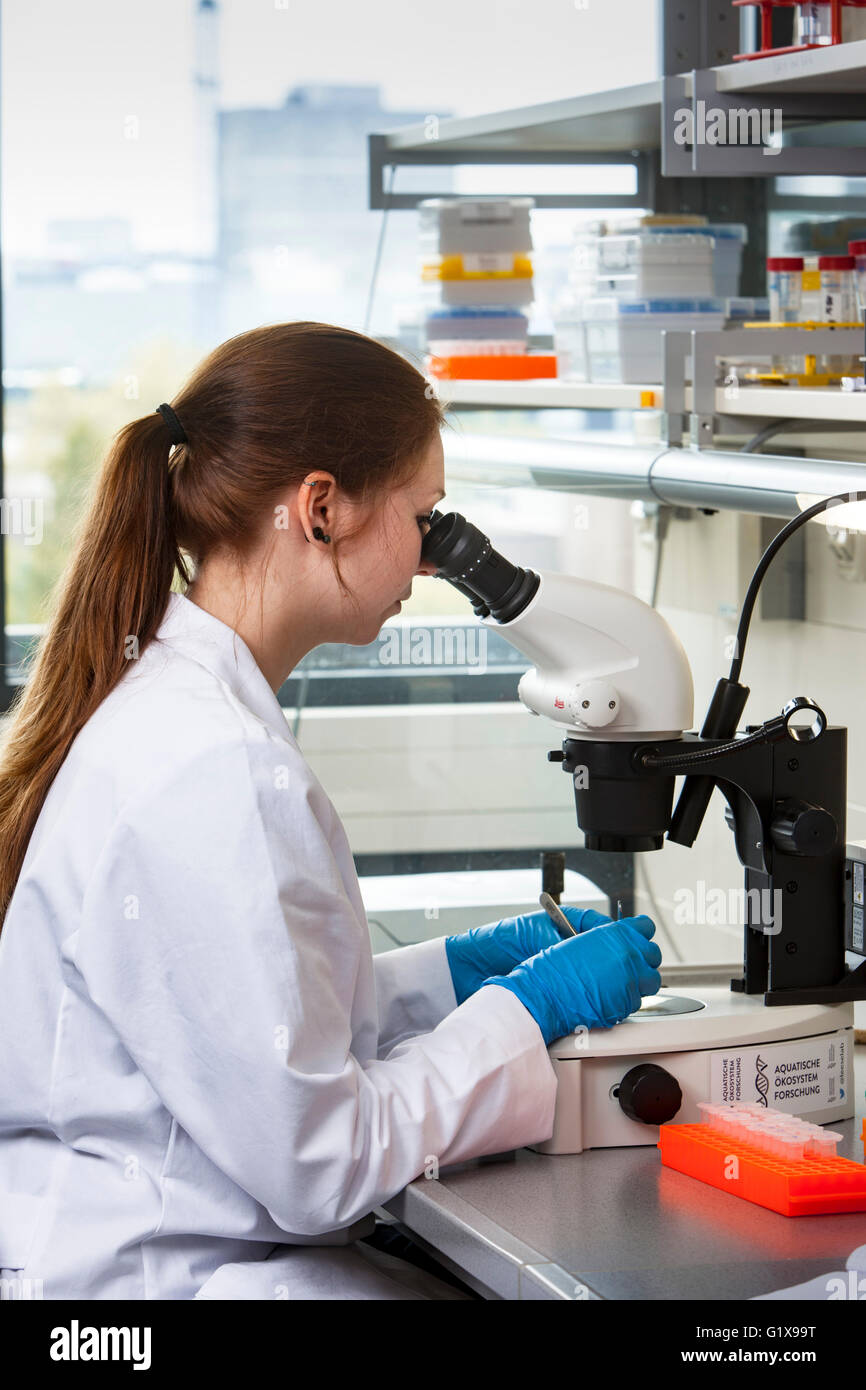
[
  {"left": 372, "top": 937, "right": 458, "bottom": 1060},
  {"left": 74, "top": 735, "right": 558, "bottom": 1240}
]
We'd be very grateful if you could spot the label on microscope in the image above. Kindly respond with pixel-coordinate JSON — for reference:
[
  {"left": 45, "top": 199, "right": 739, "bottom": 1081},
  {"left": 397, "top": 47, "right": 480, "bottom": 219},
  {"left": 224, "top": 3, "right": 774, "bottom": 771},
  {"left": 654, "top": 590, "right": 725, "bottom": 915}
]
[{"left": 710, "top": 1032, "right": 847, "bottom": 1113}]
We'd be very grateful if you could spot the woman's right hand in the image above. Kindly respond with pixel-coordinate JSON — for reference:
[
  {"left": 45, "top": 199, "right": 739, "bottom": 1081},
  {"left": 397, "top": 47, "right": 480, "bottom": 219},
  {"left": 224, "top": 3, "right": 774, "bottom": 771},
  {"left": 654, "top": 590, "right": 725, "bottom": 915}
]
[{"left": 480, "top": 916, "right": 662, "bottom": 1046}]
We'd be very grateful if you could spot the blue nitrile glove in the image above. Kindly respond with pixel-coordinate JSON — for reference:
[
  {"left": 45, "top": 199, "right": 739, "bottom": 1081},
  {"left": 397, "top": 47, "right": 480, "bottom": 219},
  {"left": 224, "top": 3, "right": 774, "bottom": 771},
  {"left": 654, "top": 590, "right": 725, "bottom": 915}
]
[
  {"left": 445, "top": 906, "right": 614, "bottom": 1007},
  {"left": 480, "top": 916, "right": 662, "bottom": 1046}
]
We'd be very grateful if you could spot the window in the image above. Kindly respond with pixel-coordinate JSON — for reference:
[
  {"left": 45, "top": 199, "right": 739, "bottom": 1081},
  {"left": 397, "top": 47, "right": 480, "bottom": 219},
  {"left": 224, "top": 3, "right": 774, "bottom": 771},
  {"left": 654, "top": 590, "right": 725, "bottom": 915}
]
[{"left": 2, "top": 0, "right": 662, "bottom": 935}]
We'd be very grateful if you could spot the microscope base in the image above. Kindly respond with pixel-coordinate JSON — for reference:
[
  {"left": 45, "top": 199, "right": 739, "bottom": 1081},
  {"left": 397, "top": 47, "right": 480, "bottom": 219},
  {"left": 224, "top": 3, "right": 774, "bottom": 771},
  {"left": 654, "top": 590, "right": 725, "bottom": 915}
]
[{"left": 530, "top": 986, "right": 854, "bottom": 1155}]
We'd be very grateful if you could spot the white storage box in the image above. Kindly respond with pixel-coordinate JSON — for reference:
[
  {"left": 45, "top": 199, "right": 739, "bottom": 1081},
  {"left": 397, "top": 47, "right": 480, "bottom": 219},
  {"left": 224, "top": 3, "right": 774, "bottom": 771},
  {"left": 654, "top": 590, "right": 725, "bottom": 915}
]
[
  {"left": 569, "top": 225, "right": 746, "bottom": 301},
  {"left": 593, "top": 233, "right": 716, "bottom": 299},
  {"left": 580, "top": 296, "right": 729, "bottom": 384},
  {"left": 431, "top": 276, "right": 535, "bottom": 308},
  {"left": 648, "top": 223, "right": 747, "bottom": 299},
  {"left": 425, "top": 307, "right": 529, "bottom": 342},
  {"left": 418, "top": 196, "right": 534, "bottom": 255},
  {"left": 426, "top": 339, "right": 527, "bottom": 356}
]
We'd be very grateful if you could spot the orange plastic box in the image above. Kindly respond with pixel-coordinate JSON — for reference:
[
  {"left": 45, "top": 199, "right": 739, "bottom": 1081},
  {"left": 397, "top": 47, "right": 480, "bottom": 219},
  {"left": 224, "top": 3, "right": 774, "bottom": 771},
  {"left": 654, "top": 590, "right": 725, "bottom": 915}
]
[
  {"left": 426, "top": 353, "right": 557, "bottom": 381},
  {"left": 658, "top": 1122, "right": 866, "bottom": 1217}
]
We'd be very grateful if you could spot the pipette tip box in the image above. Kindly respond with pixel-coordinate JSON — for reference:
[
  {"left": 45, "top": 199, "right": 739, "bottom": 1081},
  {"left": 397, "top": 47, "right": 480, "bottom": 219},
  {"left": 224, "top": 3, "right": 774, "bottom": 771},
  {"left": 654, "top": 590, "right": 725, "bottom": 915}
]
[{"left": 658, "top": 1104, "right": 866, "bottom": 1217}]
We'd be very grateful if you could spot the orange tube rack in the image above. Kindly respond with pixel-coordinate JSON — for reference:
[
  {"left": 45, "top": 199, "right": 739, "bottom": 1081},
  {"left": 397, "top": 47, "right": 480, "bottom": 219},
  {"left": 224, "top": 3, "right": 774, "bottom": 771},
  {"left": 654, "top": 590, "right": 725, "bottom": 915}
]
[
  {"left": 658, "top": 1122, "right": 866, "bottom": 1216},
  {"left": 426, "top": 353, "right": 557, "bottom": 380}
]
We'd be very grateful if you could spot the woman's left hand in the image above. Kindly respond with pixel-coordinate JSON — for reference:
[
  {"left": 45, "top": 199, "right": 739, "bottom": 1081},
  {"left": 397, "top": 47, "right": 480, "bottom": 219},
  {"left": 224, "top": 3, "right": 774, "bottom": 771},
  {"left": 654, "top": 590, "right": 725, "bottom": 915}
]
[{"left": 444, "top": 906, "right": 614, "bottom": 1006}]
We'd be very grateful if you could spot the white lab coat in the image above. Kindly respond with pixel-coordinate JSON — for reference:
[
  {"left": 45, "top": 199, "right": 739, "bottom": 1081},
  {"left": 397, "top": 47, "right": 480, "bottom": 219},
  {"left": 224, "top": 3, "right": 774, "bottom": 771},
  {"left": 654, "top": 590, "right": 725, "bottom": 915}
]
[{"left": 0, "top": 591, "right": 557, "bottom": 1300}]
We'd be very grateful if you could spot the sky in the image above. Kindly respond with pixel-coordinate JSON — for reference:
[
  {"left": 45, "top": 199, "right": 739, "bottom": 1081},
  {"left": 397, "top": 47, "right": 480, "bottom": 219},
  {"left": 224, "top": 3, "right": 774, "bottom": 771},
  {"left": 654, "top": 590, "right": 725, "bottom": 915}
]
[{"left": 1, "top": 0, "right": 659, "bottom": 255}]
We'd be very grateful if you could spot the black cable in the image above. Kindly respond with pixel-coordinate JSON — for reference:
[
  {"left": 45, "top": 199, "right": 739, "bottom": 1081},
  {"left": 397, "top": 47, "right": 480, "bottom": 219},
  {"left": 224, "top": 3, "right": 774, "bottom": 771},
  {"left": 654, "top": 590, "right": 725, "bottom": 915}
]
[
  {"left": 649, "top": 543, "right": 663, "bottom": 608},
  {"left": 738, "top": 418, "right": 866, "bottom": 455},
  {"left": 649, "top": 506, "right": 672, "bottom": 608},
  {"left": 739, "top": 418, "right": 799, "bottom": 455},
  {"left": 638, "top": 490, "right": 866, "bottom": 774},
  {"left": 363, "top": 161, "right": 395, "bottom": 337},
  {"left": 639, "top": 722, "right": 774, "bottom": 773},
  {"left": 729, "top": 489, "right": 866, "bottom": 685},
  {"left": 290, "top": 666, "right": 310, "bottom": 742},
  {"left": 365, "top": 916, "right": 407, "bottom": 950}
]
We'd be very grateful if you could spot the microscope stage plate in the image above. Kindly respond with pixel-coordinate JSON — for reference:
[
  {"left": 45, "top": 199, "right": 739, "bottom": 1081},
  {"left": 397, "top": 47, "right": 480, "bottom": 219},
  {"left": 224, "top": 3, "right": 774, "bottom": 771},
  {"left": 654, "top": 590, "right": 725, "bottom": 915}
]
[{"left": 547, "top": 986, "right": 854, "bottom": 1060}]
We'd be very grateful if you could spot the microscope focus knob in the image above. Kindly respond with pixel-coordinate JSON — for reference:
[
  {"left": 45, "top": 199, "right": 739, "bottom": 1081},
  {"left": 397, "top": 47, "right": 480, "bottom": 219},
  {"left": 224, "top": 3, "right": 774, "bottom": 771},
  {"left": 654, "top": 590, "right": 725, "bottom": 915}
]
[
  {"left": 769, "top": 799, "right": 837, "bottom": 856},
  {"left": 567, "top": 679, "right": 620, "bottom": 728},
  {"left": 617, "top": 1063, "right": 682, "bottom": 1126}
]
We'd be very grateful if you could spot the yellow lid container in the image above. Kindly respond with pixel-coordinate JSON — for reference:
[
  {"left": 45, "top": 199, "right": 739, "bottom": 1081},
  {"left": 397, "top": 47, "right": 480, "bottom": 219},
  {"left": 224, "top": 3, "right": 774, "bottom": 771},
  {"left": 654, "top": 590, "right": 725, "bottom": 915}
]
[{"left": 421, "top": 252, "right": 533, "bottom": 282}]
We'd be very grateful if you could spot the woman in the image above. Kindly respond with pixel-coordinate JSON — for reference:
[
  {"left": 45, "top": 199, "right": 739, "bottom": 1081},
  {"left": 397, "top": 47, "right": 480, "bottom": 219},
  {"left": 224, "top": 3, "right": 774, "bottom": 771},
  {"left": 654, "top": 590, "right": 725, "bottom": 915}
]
[{"left": 0, "top": 322, "right": 661, "bottom": 1301}]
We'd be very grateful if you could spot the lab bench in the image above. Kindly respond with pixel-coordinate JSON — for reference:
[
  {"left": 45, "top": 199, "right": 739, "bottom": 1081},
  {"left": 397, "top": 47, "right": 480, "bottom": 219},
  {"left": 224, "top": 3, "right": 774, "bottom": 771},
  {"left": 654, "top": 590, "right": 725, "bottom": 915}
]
[{"left": 381, "top": 1040, "right": 866, "bottom": 1300}]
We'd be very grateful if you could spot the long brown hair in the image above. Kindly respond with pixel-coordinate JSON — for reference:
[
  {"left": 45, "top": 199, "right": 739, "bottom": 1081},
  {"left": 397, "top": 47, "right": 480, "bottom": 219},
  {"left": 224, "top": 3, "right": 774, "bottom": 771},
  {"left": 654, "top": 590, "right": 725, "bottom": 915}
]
[{"left": 0, "top": 322, "right": 446, "bottom": 929}]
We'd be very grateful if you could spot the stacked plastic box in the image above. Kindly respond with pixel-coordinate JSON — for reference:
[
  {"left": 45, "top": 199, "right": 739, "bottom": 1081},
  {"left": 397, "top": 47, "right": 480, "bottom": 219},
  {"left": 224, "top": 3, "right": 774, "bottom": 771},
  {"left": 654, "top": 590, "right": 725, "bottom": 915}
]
[
  {"left": 592, "top": 232, "right": 716, "bottom": 298},
  {"left": 554, "top": 214, "right": 754, "bottom": 385},
  {"left": 569, "top": 296, "right": 766, "bottom": 385},
  {"left": 419, "top": 197, "right": 556, "bottom": 380},
  {"left": 569, "top": 215, "right": 747, "bottom": 300}
]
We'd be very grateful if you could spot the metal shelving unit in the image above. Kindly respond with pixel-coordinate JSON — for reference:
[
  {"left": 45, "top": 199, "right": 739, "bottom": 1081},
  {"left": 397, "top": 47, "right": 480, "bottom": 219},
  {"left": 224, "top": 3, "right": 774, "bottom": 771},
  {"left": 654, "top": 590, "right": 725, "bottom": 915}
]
[
  {"left": 370, "top": 77, "right": 662, "bottom": 166},
  {"left": 713, "top": 38, "right": 866, "bottom": 94},
  {"left": 433, "top": 378, "right": 866, "bottom": 422},
  {"left": 368, "top": 0, "right": 866, "bottom": 484},
  {"left": 369, "top": 24, "right": 866, "bottom": 207},
  {"left": 431, "top": 381, "right": 660, "bottom": 411},
  {"left": 372, "top": 40, "right": 866, "bottom": 159}
]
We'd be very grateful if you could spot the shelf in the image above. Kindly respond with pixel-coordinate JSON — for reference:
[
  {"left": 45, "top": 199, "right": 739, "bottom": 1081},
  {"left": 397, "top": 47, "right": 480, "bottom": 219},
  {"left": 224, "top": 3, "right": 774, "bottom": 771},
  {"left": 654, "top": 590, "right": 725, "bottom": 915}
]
[
  {"left": 371, "top": 40, "right": 866, "bottom": 206},
  {"left": 378, "top": 42, "right": 866, "bottom": 161},
  {"left": 433, "top": 377, "right": 866, "bottom": 423},
  {"left": 713, "top": 39, "right": 866, "bottom": 96},
  {"left": 380, "top": 81, "right": 663, "bottom": 156},
  {"left": 714, "top": 384, "right": 866, "bottom": 420},
  {"left": 431, "top": 380, "right": 660, "bottom": 410}
]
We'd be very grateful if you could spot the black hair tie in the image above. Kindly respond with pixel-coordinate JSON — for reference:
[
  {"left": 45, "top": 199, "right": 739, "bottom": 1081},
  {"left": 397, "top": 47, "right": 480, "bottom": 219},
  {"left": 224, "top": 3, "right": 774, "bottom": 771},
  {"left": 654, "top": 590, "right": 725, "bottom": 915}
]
[{"left": 155, "top": 403, "right": 188, "bottom": 446}]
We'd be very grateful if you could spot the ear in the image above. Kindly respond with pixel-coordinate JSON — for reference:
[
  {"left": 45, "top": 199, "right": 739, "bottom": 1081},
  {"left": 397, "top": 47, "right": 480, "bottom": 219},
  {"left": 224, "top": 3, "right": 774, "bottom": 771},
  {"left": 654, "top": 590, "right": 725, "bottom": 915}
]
[{"left": 295, "top": 474, "right": 336, "bottom": 542}]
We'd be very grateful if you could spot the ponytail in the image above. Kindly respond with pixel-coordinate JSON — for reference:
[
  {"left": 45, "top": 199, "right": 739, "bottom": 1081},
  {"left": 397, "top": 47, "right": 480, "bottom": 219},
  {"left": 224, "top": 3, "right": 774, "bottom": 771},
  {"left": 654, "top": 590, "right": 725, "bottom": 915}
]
[{"left": 0, "top": 412, "right": 187, "bottom": 924}]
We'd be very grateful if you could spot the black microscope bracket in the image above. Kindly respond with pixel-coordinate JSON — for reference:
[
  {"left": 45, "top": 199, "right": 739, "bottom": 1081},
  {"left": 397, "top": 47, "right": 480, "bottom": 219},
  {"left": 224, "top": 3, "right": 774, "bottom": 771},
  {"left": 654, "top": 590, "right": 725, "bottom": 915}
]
[{"left": 553, "top": 701, "right": 866, "bottom": 1008}]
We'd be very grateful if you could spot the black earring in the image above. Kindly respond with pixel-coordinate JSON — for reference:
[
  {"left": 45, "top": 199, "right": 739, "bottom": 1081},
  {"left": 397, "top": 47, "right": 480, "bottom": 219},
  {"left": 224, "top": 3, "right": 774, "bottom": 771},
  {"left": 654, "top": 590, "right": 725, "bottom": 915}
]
[{"left": 312, "top": 526, "right": 331, "bottom": 543}]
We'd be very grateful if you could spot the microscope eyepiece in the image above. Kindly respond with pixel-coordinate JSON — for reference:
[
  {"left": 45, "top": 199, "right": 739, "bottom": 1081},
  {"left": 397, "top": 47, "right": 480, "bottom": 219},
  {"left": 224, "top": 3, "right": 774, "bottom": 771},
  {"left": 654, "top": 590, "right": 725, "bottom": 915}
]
[{"left": 420, "top": 511, "right": 540, "bottom": 624}]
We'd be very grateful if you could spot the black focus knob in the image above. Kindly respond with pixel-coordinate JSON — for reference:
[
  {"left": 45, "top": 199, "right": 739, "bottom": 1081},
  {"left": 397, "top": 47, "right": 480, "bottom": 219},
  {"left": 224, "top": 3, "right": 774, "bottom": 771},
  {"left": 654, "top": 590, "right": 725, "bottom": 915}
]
[
  {"left": 617, "top": 1063, "right": 682, "bottom": 1125},
  {"left": 769, "top": 798, "right": 837, "bottom": 856}
]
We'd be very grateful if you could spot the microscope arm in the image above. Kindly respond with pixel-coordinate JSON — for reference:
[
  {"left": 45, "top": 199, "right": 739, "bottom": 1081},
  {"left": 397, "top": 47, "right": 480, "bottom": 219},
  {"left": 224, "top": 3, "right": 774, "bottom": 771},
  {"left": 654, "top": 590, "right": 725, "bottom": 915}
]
[{"left": 487, "top": 570, "right": 694, "bottom": 740}]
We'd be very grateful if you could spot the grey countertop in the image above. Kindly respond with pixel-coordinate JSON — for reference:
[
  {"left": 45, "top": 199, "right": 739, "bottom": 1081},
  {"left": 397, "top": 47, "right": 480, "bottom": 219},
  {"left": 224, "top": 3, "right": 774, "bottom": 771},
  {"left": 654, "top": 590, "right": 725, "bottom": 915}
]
[{"left": 383, "top": 1043, "right": 866, "bottom": 1300}]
